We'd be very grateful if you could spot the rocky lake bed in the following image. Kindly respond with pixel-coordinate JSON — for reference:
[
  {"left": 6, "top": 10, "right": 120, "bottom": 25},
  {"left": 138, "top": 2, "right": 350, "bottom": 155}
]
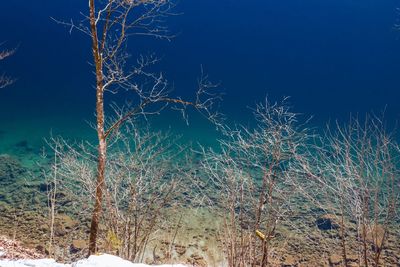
[{"left": 1, "top": 146, "right": 400, "bottom": 266}]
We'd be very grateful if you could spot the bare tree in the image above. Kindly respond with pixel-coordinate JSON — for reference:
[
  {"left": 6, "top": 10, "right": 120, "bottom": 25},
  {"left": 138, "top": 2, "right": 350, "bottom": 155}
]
[
  {"left": 46, "top": 118, "right": 192, "bottom": 261},
  {"left": 54, "top": 0, "right": 221, "bottom": 254},
  {"left": 0, "top": 44, "right": 16, "bottom": 88},
  {"left": 199, "top": 99, "right": 311, "bottom": 266},
  {"left": 295, "top": 116, "right": 400, "bottom": 266}
]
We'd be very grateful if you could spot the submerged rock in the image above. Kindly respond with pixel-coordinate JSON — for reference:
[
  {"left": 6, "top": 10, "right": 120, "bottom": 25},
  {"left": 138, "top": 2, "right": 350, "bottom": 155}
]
[
  {"left": 70, "top": 240, "right": 87, "bottom": 254},
  {"left": 328, "top": 254, "right": 342, "bottom": 265},
  {"left": 282, "top": 255, "right": 297, "bottom": 266},
  {"left": 14, "top": 140, "right": 34, "bottom": 152},
  {"left": 0, "top": 154, "right": 26, "bottom": 183},
  {"left": 54, "top": 214, "right": 78, "bottom": 237},
  {"left": 315, "top": 214, "right": 340, "bottom": 231}
]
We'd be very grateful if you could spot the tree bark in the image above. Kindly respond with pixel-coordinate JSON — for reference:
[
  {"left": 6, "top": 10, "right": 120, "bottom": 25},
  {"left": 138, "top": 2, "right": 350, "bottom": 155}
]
[{"left": 88, "top": 0, "right": 106, "bottom": 255}]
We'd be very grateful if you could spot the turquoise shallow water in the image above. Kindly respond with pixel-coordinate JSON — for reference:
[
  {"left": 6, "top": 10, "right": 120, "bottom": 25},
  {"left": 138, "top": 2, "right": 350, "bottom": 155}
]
[
  {"left": 0, "top": 108, "right": 221, "bottom": 162},
  {"left": 0, "top": 108, "right": 92, "bottom": 154}
]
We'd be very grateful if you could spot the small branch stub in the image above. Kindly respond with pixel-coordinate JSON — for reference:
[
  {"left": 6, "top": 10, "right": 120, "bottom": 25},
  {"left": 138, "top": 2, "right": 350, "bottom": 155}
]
[{"left": 256, "top": 229, "right": 266, "bottom": 241}]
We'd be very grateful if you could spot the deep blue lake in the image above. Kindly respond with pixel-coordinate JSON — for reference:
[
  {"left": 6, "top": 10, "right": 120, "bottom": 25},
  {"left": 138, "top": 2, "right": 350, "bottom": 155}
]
[{"left": 1, "top": 0, "right": 400, "bottom": 153}]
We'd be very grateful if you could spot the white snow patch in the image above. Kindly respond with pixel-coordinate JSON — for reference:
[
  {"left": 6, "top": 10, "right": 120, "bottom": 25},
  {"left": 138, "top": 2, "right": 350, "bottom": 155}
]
[
  {"left": 0, "top": 254, "right": 188, "bottom": 267},
  {"left": 73, "top": 254, "right": 187, "bottom": 267},
  {"left": 0, "top": 258, "right": 69, "bottom": 267}
]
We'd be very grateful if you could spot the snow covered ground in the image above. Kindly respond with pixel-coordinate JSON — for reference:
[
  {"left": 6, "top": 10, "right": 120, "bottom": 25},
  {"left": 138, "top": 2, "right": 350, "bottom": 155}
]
[{"left": 0, "top": 254, "right": 188, "bottom": 267}]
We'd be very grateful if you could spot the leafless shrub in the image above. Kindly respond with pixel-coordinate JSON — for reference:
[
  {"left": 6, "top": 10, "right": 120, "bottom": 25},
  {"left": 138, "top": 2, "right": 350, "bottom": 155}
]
[
  {"left": 295, "top": 116, "right": 400, "bottom": 266},
  {"left": 46, "top": 118, "right": 189, "bottom": 262},
  {"left": 199, "top": 99, "right": 311, "bottom": 266}
]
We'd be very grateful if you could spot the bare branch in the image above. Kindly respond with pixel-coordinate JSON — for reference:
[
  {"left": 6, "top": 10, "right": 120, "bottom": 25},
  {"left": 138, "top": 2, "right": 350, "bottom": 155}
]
[
  {"left": 0, "top": 47, "right": 16, "bottom": 61},
  {"left": 0, "top": 74, "right": 15, "bottom": 89},
  {"left": 0, "top": 43, "right": 16, "bottom": 88}
]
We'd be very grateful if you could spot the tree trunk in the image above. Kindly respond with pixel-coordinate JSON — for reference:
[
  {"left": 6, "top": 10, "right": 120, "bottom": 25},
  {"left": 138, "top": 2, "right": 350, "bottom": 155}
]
[
  {"left": 88, "top": 0, "right": 106, "bottom": 255},
  {"left": 88, "top": 138, "right": 106, "bottom": 255}
]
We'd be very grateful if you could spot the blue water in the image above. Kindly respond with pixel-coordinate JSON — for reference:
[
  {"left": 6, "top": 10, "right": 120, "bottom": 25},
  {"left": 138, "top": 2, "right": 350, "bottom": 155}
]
[{"left": 1, "top": 0, "right": 400, "bottom": 153}]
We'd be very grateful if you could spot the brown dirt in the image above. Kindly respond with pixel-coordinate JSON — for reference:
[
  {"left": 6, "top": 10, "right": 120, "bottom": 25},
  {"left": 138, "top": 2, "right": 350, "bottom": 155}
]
[{"left": 0, "top": 235, "right": 45, "bottom": 260}]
